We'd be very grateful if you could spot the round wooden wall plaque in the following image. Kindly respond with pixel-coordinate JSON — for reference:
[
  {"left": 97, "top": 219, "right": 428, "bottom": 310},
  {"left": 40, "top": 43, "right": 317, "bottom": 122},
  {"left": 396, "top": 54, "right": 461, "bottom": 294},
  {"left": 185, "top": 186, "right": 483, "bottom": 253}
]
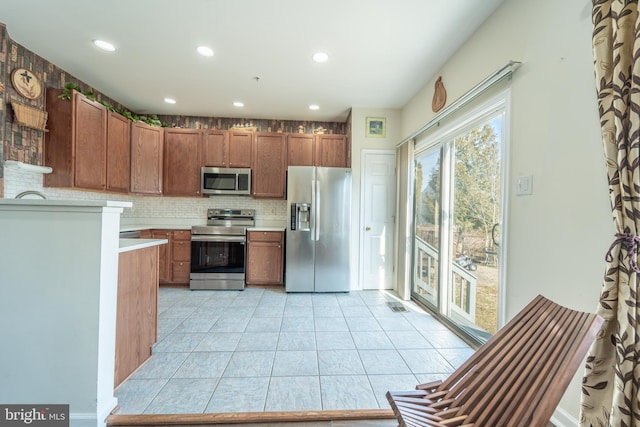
[
  {"left": 432, "top": 76, "right": 446, "bottom": 112},
  {"left": 11, "top": 68, "right": 42, "bottom": 100}
]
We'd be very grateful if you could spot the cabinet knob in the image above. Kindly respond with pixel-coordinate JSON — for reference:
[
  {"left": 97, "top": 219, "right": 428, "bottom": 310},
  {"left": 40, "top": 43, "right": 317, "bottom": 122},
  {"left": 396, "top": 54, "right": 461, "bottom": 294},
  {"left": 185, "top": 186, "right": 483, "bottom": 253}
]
[{"left": 365, "top": 226, "right": 371, "bottom": 231}]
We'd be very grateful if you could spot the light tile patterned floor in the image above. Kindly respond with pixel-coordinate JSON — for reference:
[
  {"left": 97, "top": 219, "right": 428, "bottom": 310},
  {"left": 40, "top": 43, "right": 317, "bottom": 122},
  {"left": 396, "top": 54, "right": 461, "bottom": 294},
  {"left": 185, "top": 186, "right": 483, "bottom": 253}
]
[{"left": 114, "top": 287, "right": 474, "bottom": 414}]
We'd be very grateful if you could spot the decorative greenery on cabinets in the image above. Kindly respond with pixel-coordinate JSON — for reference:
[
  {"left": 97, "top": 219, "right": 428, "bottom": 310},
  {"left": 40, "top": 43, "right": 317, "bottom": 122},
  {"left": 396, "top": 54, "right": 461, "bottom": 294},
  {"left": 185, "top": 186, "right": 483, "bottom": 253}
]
[{"left": 57, "top": 83, "right": 165, "bottom": 127}]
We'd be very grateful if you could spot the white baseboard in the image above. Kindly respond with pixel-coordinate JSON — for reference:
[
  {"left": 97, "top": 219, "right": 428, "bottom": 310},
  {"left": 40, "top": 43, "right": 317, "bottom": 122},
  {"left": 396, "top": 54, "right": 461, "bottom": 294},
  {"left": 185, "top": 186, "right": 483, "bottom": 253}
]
[
  {"left": 69, "top": 397, "right": 117, "bottom": 427},
  {"left": 69, "top": 412, "right": 96, "bottom": 427},
  {"left": 551, "top": 407, "right": 579, "bottom": 427}
]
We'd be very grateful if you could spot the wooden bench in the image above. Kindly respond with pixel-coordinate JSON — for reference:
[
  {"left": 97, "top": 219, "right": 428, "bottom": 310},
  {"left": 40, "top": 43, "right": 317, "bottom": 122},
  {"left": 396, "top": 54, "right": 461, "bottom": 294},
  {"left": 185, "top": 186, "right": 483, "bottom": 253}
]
[{"left": 386, "top": 294, "right": 603, "bottom": 427}]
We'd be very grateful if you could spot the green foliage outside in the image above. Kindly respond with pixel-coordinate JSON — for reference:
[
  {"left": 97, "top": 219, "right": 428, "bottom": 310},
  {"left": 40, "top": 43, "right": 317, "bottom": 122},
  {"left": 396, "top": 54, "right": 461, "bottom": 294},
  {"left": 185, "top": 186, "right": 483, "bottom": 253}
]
[
  {"left": 453, "top": 124, "right": 501, "bottom": 254},
  {"left": 416, "top": 123, "right": 500, "bottom": 256}
]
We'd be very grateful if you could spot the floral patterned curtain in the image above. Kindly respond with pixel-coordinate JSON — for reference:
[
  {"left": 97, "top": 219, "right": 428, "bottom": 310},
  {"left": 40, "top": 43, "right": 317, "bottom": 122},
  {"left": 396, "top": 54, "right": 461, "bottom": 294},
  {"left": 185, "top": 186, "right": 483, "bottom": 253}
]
[{"left": 580, "top": 1, "right": 640, "bottom": 426}]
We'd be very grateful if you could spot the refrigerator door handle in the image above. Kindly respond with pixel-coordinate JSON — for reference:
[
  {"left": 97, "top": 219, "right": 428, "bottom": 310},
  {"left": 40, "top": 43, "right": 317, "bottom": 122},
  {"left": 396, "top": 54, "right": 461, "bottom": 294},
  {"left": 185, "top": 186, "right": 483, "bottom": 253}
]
[
  {"left": 311, "top": 180, "right": 316, "bottom": 241},
  {"left": 315, "top": 178, "right": 320, "bottom": 241}
]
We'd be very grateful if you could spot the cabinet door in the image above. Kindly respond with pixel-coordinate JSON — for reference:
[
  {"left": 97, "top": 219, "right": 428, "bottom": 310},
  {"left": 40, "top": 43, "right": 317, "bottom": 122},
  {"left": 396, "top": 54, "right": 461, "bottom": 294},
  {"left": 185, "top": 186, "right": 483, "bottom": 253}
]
[
  {"left": 288, "top": 134, "right": 315, "bottom": 166},
  {"left": 74, "top": 94, "right": 107, "bottom": 190},
  {"left": 246, "top": 232, "right": 284, "bottom": 285},
  {"left": 164, "top": 129, "right": 202, "bottom": 196},
  {"left": 106, "top": 112, "right": 131, "bottom": 193},
  {"left": 203, "top": 130, "right": 228, "bottom": 167},
  {"left": 152, "top": 230, "right": 172, "bottom": 284},
  {"left": 172, "top": 240, "right": 191, "bottom": 262},
  {"left": 315, "top": 134, "right": 349, "bottom": 168},
  {"left": 253, "top": 133, "right": 287, "bottom": 199},
  {"left": 131, "top": 123, "right": 163, "bottom": 194},
  {"left": 172, "top": 261, "right": 191, "bottom": 284},
  {"left": 228, "top": 131, "right": 253, "bottom": 167}
]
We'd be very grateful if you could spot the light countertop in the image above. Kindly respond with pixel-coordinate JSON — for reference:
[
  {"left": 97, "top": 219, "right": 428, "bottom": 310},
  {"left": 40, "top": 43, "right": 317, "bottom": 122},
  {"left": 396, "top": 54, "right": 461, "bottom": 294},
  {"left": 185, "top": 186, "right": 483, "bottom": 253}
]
[
  {"left": 247, "top": 227, "right": 286, "bottom": 232},
  {"left": 0, "top": 199, "right": 133, "bottom": 211},
  {"left": 120, "top": 224, "right": 193, "bottom": 232},
  {"left": 119, "top": 238, "right": 168, "bottom": 253}
]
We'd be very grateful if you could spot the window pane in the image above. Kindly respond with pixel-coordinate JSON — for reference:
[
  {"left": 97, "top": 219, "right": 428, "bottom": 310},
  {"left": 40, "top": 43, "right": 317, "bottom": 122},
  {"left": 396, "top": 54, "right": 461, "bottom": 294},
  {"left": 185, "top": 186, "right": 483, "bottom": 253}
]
[
  {"left": 450, "top": 114, "right": 502, "bottom": 338},
  {"left": 412, "top": 148, "right": 442, "bottom": 309}
]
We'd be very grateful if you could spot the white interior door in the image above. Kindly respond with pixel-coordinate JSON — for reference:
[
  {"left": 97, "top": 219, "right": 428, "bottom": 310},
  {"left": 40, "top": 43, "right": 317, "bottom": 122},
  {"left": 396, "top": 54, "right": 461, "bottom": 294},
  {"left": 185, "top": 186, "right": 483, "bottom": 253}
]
[{"left": 360, "top": 150, "right": 396, "bottom": 290}]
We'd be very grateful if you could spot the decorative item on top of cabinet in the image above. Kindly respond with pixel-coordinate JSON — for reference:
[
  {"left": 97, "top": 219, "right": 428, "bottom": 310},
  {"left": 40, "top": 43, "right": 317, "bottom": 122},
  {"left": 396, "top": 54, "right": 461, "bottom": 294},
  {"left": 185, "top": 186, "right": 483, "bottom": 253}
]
[
  {"left": 246, "top": 230, "right": 284, "bottom": 285},
  {"left": 163, "top": 128, "right": 202, "bottom": 196},
  {"left": 106, "top": 111, "right": 131, "bottom": 193},
  {"left": 130, "top": 121, "right": 163, "bottom": 195},
  {"left": 44, "top": 88, "right": 107, "bottom": 191},
  {"left": 287, "top": 133, "right": 315, "bottom": 166},
  {"left": 228, "top": 130, "right": 253, "bottom": 167},
  {"left": 315, "top": 134, "right": 349, "bottom": 168},
  {"left": 253, "top": 132, "right": 287, "bottom": 199}
]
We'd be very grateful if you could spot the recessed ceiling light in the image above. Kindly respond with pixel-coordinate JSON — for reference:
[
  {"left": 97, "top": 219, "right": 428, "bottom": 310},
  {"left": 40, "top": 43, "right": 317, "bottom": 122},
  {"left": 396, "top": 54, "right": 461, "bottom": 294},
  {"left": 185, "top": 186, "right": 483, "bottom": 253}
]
[
  {"left": 233, "top": 101, "right": 244, "bottom": 107},
  {"left": 309, "top": 104, "right": 320, "bottom": 111},
  {"left": 93, "top": 39, "right": 116, "bottom": 52},
  {"left": 197, "top": 46, "right": 214, "bottom": 57},
  {"left": 164, "top": 98, "right": 176, "bottom": 104},
  {"left": 312, "top": 52, "right": 329, "bottom": 63}
]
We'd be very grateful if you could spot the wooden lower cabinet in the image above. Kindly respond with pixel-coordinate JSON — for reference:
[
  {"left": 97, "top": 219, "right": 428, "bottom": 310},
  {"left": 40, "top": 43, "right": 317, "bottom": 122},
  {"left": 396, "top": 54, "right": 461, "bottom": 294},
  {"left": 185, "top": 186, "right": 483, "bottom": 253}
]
[
  {"left": 246, "top": 230, "right": 284, "bottom": 285},
  {"left": 172, "top": 232, "right": 191, "bottom": 283},
  {"left": 152, "top": 229, "right": 191, "bottom": 286},
  {"left": 115, "top": 245, "right": 159, "bottom": 387}
]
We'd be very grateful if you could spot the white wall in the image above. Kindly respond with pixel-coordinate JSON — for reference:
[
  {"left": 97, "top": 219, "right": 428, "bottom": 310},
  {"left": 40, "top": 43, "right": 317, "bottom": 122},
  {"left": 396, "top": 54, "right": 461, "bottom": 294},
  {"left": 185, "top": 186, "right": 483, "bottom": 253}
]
[
  {"left": 400, "top": 0, "right": 611, "bottom": 422},
  {"left": 350, "top": 108, "right": 401, "bottom": 289}
]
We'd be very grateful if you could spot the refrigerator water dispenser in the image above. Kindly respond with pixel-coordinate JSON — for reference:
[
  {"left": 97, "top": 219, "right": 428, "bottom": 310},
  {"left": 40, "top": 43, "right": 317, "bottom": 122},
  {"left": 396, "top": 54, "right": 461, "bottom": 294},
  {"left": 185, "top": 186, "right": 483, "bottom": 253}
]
[{"left": 290, "top": 203, "right": 311, "bottom": 231}]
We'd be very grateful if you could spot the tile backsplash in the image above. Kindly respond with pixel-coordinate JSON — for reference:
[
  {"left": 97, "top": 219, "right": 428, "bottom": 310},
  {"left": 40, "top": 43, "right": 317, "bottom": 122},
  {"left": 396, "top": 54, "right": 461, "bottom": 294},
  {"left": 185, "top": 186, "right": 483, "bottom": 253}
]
[{"left": 4, "top": 166, "right": 287, "bottom": 228}]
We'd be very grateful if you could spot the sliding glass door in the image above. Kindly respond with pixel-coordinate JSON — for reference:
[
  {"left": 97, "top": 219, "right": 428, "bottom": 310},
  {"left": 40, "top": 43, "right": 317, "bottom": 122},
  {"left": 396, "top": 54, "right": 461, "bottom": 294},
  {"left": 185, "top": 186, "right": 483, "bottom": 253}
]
[
  {"left": 413, "top": 148, "right": 442, "bottom": 308},
  {"left": 412, "top": 99, "right": 506, "bottom": 344}
]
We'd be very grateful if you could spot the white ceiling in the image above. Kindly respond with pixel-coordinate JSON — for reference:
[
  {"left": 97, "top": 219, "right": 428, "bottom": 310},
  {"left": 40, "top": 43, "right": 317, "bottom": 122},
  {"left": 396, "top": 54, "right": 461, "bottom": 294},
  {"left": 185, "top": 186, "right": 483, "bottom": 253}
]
[{"left": 1, "top": 0, "right": 504, "bottom": 122}]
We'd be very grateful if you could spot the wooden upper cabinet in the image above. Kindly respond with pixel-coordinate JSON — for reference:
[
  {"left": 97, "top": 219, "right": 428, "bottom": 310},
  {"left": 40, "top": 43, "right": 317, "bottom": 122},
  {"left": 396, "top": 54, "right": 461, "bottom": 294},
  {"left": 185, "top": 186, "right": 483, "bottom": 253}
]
[
  {"left": 203, "top": 130, "right": 228, "bottom": 167},
  {"left": 163, "top": 128, "right": 202, "bottom": 197},
  {"left": 44, "top": 89, "right": 107, "bottom": 190},
  {"left": 253, "top": 132, "right": 287, "bottom": 199},
  {"left": 130, "top": 122, "right": 163, "bottom": 195},
  {"left": 74, "top": 95, "right": 108, "bottom": 190},
  {"left": 228, "top": 130, "right": 253, "bottom": 167},
  {"left": 315, "top": 134, "right": 349, "bottom": 168},
  {"left": 106, "top": 112, "right": 131, "bottom": 193},
  {"left": 287, "top": 133, "right": 315, "bottom": 166}
]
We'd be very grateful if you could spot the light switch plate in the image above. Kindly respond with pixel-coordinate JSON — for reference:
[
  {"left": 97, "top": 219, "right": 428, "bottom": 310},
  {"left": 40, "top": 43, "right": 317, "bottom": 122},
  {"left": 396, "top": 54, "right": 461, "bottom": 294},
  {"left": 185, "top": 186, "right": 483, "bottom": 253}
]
[{"left": 516, "top": 175, "right": 533, "bottom": 196}]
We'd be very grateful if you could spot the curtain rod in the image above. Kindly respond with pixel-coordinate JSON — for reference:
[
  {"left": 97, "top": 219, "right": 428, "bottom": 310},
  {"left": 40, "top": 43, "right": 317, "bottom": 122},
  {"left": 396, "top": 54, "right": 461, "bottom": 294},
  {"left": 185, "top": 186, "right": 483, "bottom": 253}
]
[{"left": 397, "top": 60, "right": 522, "bottom": 147}]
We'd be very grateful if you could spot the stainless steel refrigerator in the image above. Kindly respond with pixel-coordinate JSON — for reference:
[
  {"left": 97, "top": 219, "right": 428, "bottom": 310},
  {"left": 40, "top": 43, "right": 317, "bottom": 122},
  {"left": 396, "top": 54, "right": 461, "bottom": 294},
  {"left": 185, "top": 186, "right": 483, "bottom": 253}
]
[{"left": 286, "top": 166, "right": 351, "bottom": 292}]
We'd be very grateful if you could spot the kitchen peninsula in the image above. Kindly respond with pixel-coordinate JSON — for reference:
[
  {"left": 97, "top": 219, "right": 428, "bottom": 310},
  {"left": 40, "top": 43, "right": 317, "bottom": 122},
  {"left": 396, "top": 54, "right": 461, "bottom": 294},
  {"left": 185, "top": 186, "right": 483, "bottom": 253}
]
[{"left": 0, "top": 199, "right": 166, "bottom": 427}]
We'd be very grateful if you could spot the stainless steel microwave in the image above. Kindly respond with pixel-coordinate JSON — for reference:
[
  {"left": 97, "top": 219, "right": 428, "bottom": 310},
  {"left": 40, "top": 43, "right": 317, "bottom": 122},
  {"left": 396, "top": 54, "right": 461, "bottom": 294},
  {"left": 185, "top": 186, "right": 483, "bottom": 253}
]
[{"left": 201, "top": 167, "right": 252, "bottom": 196}]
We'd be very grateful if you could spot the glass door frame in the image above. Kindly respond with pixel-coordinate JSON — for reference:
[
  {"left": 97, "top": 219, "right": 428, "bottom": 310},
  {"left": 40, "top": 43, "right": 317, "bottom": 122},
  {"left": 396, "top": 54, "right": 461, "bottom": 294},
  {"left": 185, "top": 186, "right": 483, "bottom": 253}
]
[{"left": 410, "top": 90, "right": 510, "bottom": 344}]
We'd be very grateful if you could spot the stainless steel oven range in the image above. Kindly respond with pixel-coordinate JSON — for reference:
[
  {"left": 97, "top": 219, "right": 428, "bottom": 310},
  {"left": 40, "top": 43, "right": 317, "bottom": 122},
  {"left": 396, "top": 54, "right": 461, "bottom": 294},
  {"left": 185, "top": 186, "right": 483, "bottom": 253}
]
[{"left": 190, "top": 208, "right": 255, "bottom": 290}]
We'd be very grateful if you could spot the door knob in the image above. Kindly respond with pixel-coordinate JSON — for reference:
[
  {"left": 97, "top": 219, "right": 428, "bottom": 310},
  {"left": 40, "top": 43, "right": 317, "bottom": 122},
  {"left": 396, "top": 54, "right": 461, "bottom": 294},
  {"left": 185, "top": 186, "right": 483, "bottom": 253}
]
[{"left": 365, "top": 226, "right": 371, "bottom": 231}]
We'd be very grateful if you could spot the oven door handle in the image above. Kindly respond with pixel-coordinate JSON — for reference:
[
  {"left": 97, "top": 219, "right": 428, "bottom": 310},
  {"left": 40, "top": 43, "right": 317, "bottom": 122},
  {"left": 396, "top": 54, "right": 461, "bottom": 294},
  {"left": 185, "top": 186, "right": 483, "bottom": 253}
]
[{"left": 191, "top": 235, "right": 246, "bottom": 243}]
